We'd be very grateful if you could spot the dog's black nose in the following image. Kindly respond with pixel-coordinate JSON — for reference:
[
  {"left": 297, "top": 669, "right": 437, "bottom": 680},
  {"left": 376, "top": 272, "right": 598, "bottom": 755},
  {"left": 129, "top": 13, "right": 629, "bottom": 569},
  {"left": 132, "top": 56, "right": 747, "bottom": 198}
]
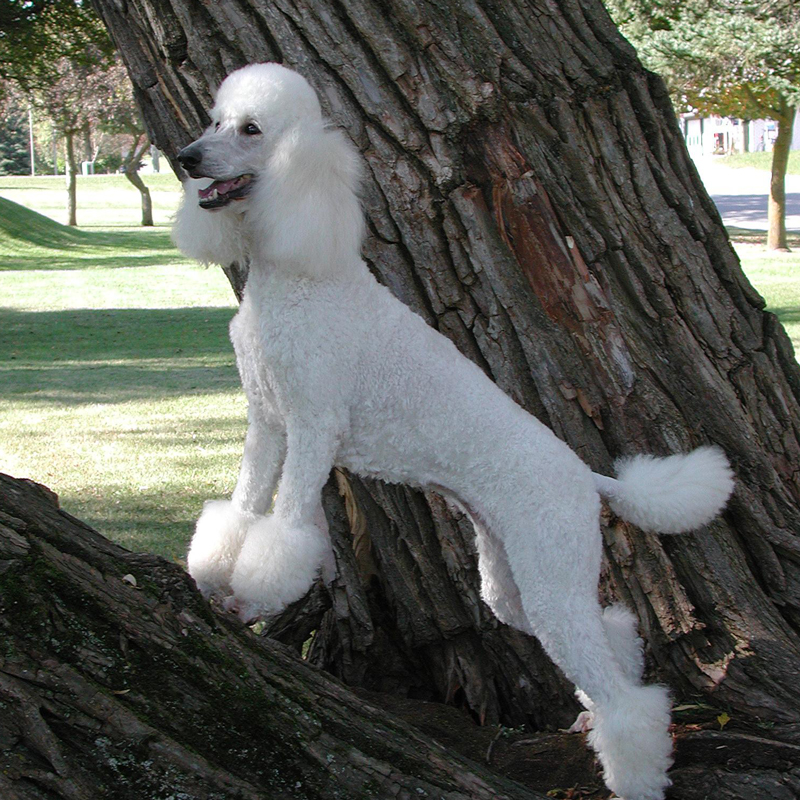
[{"left": 177, "top": 143, "right": 203, "bottom": 171}]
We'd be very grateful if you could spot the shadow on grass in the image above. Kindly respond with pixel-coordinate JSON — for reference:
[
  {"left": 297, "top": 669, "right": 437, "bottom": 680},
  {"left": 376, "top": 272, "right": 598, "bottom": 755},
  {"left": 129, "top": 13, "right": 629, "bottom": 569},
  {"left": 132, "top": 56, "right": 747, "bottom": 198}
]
[
  {"left": 713, "top": 193, "right": 800, "bottom": 227},
  {"left": 68, "top": 498, "right": 198, "bottom": 560},
  {"left": 1, "top": 306, "right": 240, "bottom": 404},
  {"left": 726, "top": 226, "right": 800, "bottom": 247},
  {"left": 1, "top": 242, "right": 188, "bottom": 271},
  {"left": 76, "top": 508, "right": 194, "bottom": 561},
  {"left": 770, "top": 307, "right": 800, "bottom": 325}
]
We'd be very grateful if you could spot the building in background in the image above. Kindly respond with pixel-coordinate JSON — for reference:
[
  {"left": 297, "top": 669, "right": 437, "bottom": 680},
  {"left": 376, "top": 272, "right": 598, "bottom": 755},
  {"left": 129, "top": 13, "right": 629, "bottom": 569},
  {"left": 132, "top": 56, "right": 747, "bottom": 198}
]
[{"left": 682, "top": 110, "right": 800, "bottom": 159}]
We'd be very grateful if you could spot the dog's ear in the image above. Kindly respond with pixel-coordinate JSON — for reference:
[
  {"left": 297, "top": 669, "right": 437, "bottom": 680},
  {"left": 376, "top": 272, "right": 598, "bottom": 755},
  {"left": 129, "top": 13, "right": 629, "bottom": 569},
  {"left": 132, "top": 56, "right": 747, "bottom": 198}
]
[
  {"left": 252, "top": 126, "right": 365, "bottom": 276},
  {"left": 172, "top": 178, "right": 247, "bottom": 267}
]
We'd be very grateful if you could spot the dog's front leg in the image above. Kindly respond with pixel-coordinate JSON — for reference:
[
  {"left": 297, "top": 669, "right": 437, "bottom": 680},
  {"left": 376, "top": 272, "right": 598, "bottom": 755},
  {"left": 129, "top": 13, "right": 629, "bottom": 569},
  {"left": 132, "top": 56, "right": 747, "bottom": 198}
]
[
  {"left": 231, "top": 414, "right": 287, "bottom": 516},
  {"left": 188, "top": 416, "right": 286, "bottom": 599},
  {"left": 229, "top": 418, "right": 339, "bottom": 622}
]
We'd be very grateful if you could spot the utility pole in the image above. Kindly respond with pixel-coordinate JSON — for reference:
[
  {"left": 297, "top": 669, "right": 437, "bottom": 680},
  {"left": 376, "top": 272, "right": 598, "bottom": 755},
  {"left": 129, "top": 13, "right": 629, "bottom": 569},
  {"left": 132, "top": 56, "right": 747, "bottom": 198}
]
[{"left": 28, "top": 107, "right": 35, "bottom": 176}]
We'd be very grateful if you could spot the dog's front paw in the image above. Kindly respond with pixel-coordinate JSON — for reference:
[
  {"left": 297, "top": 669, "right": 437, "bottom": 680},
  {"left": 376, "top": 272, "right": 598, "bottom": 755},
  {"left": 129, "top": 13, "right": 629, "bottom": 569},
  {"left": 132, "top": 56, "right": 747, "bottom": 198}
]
[
  {"left": 188, "top": 500, "right": 252, "bottom": 599},
  {"left": 229, "top": 515, "right": 331, "bottom": 622}
]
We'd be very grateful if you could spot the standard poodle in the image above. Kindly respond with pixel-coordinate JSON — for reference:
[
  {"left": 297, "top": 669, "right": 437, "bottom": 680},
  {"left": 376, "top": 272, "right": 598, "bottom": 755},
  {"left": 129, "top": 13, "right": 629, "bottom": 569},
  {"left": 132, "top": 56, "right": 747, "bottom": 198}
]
[{"left": 172, "top": 63, "right": 734, "bottom": 800}]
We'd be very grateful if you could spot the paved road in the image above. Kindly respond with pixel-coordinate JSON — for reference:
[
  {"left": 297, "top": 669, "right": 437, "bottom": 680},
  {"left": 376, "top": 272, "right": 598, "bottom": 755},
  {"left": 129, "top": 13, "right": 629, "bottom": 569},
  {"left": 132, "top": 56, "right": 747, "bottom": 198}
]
[{"left": 693, "top": 157, "right": 800, "bottom": 233}]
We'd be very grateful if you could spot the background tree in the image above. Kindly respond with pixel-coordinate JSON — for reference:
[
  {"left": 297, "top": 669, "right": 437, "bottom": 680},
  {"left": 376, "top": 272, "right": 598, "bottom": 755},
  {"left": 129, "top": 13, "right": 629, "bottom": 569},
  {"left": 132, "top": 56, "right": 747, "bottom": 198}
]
[
  {"left": 606, "top": 0, "right": 800, "bottom": 250},
  {"left": 0, "top": 0, "right": 112, "bottom": 86},
  {"left": 34, "top": 56, "right": 113, "bottom": 226},
  {"left": 82, "top": 0, "right": 800, "bottom": 793},
  {"left": 90, "top": 58, "right": 155, "bottom": 226},
  {"left": 1, "top": 0, "right": 114, "bottom": 225}
]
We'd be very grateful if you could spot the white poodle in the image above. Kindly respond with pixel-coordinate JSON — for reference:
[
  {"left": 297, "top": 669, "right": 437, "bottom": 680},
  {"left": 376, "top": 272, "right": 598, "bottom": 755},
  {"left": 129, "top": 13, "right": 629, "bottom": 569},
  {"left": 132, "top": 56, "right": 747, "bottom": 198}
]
[{"left": 172, "top": 63, "right": 734, "bottom": 800}]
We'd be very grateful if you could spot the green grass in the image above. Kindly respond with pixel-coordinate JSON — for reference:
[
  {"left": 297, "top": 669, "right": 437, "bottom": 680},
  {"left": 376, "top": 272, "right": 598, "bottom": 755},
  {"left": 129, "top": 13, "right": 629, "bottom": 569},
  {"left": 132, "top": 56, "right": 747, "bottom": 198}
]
[
  {"left": 718, "top": 151, "right": 800, "bottom": 175},
  {"left": 734, "top": 242, "right": 800, "bottom": 351},
  {"left": 0, "top": 192, "right": 243, "bottom": 561}
]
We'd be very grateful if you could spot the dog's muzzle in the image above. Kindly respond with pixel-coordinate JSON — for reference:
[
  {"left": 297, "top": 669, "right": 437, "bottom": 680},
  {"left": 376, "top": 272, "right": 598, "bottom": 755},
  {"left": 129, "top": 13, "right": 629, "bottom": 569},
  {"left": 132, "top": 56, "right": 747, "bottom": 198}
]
[{"left": 176, "top": 143, "right": 254, "bottom": 210}]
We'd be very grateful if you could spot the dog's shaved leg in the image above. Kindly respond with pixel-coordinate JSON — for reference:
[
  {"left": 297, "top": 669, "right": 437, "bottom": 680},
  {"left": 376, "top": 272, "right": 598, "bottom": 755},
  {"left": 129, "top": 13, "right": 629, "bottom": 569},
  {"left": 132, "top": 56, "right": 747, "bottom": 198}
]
[
  {"left": 496, "top": 506, "right": 673, "bottom": 800},
  {"left": 231, "top": 416, "right": 286, "bottom": 516},
  {"left": 271, "top": 419, "right": 341, "bottom": 523}
]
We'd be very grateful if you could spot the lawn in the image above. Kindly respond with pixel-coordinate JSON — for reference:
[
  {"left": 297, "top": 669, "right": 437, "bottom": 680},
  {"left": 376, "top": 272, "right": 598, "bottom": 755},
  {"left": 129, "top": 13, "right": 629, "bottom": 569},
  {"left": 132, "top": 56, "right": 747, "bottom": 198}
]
[
  {"left": 719, "top": 151, "right": 800, "bottom": 175},
  {"left": 0, "top": 172, "right": 181, "bottom": 228},
  {"left": 0, "top": 175, "right": 798, "bottom": 564},
  {"left": 734, "top": 242, "right": 800, "bottom": 351},
  {"left": 0, "top": 185, "right": 243, "bottom": 562}
]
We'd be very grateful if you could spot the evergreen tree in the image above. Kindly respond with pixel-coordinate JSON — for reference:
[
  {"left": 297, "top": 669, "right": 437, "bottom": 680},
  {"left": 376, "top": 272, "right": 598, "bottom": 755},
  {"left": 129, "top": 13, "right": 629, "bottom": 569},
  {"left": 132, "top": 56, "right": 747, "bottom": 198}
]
[{"left": 0, "top": 103, "right": 30, "bottom": 176}]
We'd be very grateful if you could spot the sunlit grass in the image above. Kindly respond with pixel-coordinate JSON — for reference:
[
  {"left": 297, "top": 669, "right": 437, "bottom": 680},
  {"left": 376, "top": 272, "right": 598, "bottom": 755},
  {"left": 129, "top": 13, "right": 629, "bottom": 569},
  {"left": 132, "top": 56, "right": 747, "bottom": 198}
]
[
  {"left": 719, "top": 151, "right": 800, "bottom": 175},
  {"left": 0, "top": 172, "right": 181, "bottom": 228},
  {"left": 0, "top": 192, "right": 243, "bottom": 561},
  {"left": 734, "top": 242, "right": 800, "bottom": 353}
]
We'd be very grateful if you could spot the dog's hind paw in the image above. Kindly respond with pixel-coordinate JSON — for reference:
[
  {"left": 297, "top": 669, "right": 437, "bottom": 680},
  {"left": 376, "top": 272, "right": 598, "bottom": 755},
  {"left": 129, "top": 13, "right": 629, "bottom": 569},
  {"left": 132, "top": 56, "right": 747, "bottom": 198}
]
[
  {"left": 220, "top": 594, "right": 265, "bottom": 624},
  {"left": 567, "top": 710, "right": 595, "bottom": 733}
]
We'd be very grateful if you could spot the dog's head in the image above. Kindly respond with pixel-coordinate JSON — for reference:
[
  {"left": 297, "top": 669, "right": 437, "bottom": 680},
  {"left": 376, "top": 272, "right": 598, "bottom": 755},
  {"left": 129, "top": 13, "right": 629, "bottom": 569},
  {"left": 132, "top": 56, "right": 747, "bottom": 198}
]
[
  {"left": 176, "top": 64, "right": 323, "bottom": 211},
  {"left": 172, "top": 63, "right": 364, "bottom": 276}
]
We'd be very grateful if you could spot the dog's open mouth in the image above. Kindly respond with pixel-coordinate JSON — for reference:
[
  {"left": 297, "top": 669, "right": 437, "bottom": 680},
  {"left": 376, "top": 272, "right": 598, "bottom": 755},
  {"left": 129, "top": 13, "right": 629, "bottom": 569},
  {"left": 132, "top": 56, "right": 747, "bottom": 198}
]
[{"left": 197, "top": 174, "right": 254, "bottom": 209}]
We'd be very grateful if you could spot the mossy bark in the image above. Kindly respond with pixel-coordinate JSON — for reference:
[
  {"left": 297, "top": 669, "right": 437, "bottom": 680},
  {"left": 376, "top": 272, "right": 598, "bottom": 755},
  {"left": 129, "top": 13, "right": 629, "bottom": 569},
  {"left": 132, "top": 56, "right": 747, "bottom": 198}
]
[{"left": 0, "top": 472, "right": 553, "bottom": 800}]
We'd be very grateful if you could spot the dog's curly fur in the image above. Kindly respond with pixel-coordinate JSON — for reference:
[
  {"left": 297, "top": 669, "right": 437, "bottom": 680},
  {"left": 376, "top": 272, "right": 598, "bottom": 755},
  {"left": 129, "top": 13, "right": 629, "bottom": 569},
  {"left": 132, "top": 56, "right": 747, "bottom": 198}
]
[{"left": 172, "top": 63, "right": 734, "bottom": 800}]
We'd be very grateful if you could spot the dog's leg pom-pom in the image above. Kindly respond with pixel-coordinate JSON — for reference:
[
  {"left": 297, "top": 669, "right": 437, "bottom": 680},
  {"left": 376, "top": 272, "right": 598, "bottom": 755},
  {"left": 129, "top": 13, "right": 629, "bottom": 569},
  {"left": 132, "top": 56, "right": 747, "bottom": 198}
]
[
  {"left": 229, "top": 515, "right": 330, "bottom": 622},
  {"left": 588, "top": 684, "right": 673, "bottom": 800},
  {"left": 188, "top": 500, "right": 252, "bottom": 599}
]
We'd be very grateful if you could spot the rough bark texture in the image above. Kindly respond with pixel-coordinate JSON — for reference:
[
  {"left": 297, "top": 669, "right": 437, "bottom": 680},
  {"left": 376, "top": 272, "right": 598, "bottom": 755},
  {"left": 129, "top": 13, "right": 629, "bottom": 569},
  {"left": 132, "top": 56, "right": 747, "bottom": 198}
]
[
  {"left": 768, "top": 102, "right": 795, "bottom": 251},
  {"left": 0, "top": 472, "right": 554, "bottom": 800},
  {"left": 6, "top": 473, "right": 800, "bottom": 800},
  {"left": 91, "top": 0, "right": 800, "bottom": 739}
]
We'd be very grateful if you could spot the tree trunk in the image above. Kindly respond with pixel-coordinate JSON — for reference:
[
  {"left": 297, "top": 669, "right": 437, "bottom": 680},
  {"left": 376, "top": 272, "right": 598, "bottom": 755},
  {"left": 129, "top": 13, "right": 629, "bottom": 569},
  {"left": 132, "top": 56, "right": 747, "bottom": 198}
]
[
  {"left": 768, "top": 101, "right": 795, "bottom": 251},
  {"left": 122, "top": 136, "right": 154, "bottom": 227},
  {"left": 124, "top": 168, "right": 154, "bottom": 227},
  {"left": 92, "top": 0, "right": 800, "bottom": 737},
  {"left": 64, "top": 130, "right": 77, "bottom": 227},
  {"left": 0, "top": 471, "right": 560, "bottom": 800},
  {"left": 81, "top": 122, "right": 91, "bottom": 164}
]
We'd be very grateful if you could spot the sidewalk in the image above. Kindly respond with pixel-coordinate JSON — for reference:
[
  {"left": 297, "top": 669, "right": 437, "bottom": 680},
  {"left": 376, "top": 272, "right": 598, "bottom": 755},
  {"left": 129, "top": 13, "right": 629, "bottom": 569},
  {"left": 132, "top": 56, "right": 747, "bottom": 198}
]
[{"left": 692, "top": 156, "right": 800, "bottom": 233}]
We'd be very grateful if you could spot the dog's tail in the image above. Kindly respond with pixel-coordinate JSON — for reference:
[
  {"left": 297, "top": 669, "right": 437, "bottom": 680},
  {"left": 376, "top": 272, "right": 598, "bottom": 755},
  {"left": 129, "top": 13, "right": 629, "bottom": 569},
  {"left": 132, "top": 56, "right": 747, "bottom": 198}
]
[{"left": 592, "top": 446, "right": 734, "bottom": 534}]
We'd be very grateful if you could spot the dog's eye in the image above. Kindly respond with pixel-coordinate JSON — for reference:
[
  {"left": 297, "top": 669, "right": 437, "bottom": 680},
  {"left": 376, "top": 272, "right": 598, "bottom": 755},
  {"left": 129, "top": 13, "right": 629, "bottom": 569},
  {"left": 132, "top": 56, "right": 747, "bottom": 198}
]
[
  {"left": 242, "top": 123, "right": 261, "bottom": 136},
  {"left": 214, "top": 122, "right": 220, "bottom": 131}
]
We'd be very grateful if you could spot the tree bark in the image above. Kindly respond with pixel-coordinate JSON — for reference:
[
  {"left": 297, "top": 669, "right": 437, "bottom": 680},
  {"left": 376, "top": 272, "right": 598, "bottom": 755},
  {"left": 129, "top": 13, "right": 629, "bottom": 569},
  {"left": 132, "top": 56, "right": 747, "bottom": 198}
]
[
  {"left": 5, "top": 473, "right": 800, "bottom": 799},
  {"left": 91, "top": 0, "right": 800, "bottom": 736},
  {"left": 0, "top": 471, "right": 558, "bottom": 800},
  {"left": 768, "top": 101, "right": 795, "bottom": 251},
  {"left": 81, "top": 122, "right": 92, "bottom": 164},
  {"left": 63, "top": 130, "right": 77, "bottom": 226}
]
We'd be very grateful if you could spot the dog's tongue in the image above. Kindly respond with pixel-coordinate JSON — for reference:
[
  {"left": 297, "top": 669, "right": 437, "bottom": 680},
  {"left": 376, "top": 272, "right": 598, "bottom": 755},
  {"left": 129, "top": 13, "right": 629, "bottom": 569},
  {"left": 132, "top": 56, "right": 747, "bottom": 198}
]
[{"left": 198, "top": 177, "right": 241, "bottom": 199}]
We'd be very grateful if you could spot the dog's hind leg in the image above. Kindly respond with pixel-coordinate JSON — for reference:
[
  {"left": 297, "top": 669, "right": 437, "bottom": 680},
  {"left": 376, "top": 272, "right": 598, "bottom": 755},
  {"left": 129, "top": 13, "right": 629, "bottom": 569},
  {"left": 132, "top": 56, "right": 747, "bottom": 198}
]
[
  {"left": 480, "top": 497, "right": 672, "bottom": 800},
  {"left": 569, "top": 604, "right": 645, "bottom": 732}
]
